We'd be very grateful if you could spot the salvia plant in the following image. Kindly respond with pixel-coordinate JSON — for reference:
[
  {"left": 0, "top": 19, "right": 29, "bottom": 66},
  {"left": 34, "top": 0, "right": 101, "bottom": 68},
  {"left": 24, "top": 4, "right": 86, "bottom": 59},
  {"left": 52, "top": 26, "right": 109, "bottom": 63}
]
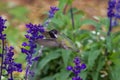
[
  {"left": 0, "top": 17, "right": 22, "bottom": 80},
  {"left": 1, "top": 0, "right": 120, "bottom": 80},
  {"left": 107, "top": 0, "right": 120, "bottom": 35},
  {"left": 67, "top": 57, "right": 86, "bottom": 80},
  {"left": 21, "top": 6, "right": 60, "bottom": 80}
]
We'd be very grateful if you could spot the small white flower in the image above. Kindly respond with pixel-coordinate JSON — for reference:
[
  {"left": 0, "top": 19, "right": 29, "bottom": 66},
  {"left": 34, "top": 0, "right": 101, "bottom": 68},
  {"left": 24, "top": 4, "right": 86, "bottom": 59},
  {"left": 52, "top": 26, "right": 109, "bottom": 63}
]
[
  {"left": 88, "top": 40, "right": 93, "bottom": 43},
  {"left": 100, "top": 36, "right": 105, "bottom": 40},
  {"left": 97, "top": 32, "right": 100, "bottom": 35},
  {"left": 91, "top": 31, "right": 96, "bottom": 34}
]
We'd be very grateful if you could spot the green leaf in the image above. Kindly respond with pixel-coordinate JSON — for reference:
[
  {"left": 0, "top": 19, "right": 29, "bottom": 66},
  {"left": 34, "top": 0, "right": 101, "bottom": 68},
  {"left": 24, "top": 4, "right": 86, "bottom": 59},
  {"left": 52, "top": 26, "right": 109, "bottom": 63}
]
[
  {"left": 41, "top": 76, "right": 54, "bottom": 80},
  {"left": 51, "top": 18, "right": 64, "bottom": 28},
  {"left": 54, "top": 70, "right": 71, "bottom": 80},
  {"left": 67, "top": 0, "right": 73, "bottom": 5},
  {"left": 58, "top": 0, "right": 66, "bottom": 10},
  {"left": 61, "top": 49, "right": 72, "bottom": 67},
  {"left": 99, "top": 18, "right": 109, "bottom": 30},
  {"left": 87, "top": 50, "right": 101, "bottom": 69},
  {"left": 96, "top": 56, "right": 105, "bottom": 72},
  {"left": 110, "top": 52, "right": 120, "bottom": 65},
  {"left": 79, "top": 70, "right": 88, "bottom": 80},
  {"left": 38, "top": 51, "right": 61, "bottom": 71},
  {"left": 109, "top": 65, "right": 120, "bottom": 80},
  {"left": 91, "top": 56, "right": 105, "bottom": 80},
  {"left": 106, "top": 36, "right": 112, "bottom": 51}
]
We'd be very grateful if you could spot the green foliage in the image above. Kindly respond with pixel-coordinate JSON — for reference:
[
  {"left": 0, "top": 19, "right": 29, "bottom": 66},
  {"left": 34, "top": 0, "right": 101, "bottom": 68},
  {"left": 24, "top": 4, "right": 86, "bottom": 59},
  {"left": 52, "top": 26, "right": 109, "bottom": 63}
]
[
  {"left": 34, "top": 8, "right": 120, "bottom": 80},
  {"left": 26, "top": 3, "right": 120, "bottom": 80},
  {"left": 109, "top": 65, "right": 120, "bottom": 80},
  {"left": 1, "top": 1, "right": 120, "bottom": 80},
  {"left": 61, "top": 49, "right": 72, "bottom": 67}
]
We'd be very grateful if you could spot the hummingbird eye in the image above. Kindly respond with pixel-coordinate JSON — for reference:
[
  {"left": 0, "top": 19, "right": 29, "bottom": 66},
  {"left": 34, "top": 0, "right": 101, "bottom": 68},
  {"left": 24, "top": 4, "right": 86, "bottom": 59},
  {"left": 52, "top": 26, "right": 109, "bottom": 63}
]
[
  {"left": 49, "top": 29, "right": 58, "bottom": 38},
  {"left": 50, "top": 29, "right": 58, "bottom": 34}
]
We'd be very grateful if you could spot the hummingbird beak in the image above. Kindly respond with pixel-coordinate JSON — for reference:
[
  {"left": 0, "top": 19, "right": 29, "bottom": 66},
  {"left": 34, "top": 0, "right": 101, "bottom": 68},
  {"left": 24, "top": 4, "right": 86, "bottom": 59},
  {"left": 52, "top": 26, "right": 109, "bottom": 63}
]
[{"left": 54, "top": 34, "right": 58, "bottom": 38}]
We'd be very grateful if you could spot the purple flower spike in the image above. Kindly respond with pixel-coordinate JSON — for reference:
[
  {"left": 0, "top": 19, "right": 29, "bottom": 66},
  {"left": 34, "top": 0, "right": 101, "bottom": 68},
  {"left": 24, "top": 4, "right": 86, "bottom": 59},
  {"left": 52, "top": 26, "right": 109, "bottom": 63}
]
[
  {"left": 3, "top": 46, "right": 22, "bottom": 79},
  {"left": 21, "top": 23, "right": 46, "bottom": 79},
  {"left": 43, "top": 6, "right": 59, "bottom": 27},
  {"left": 72, "top": 76, "right": 82, "bottom": 80},
  {"left": 67, "top": 57, "right": 86, "bottom": 80},
  {"left": 67, "top": 66, "right": 73, "bottom": 71},
  {"left": 21, "top": 6, "right": 59, "bottom": 80},
  {"left": 81, "top": 63, "right": 86, "bottom": 69},
  {"left": 0, "top": 16, "right": 7, "bottom": 40},
  {"left": 74, "top": 57, "right": 81, "bottom": 65},
  {"left": 107, "top": 0, "right": 116, "bottom": 18},
  {"left": 49, "top": 6, "right": 59, "bottom": 18},
  {"left": 0, "top": 16, "right": 22, "bottom": 80},
  {"left": 107, "top": 0, "right": 115, "bottom": 35}
]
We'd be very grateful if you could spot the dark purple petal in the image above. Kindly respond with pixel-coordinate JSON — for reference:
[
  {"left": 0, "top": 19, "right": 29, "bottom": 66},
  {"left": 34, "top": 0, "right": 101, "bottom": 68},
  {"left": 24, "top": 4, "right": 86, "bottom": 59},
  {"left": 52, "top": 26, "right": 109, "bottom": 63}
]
[
  {"left": 67, "top": 66, "right": 73, "bottom": 71},
  {"left": 74, "top": 57, "right": 81, "bottom": 64},
  {"left": 21, "top": 48, "right": 29, "bottom": 55},
  {"left": 8, "top": 78, "right": 13, "bottom": 80},
  {"left": 22, "top": 42, "right": 28, "bottom": 47},
  {"left": 32, "top": 56, "right": 40, "bottom": 61},
  {"left": 29, "top": 71, "right": 35, "bottom": 77},
  {"left": 81, "top": 63, "right": 86, "bottom": 70}
]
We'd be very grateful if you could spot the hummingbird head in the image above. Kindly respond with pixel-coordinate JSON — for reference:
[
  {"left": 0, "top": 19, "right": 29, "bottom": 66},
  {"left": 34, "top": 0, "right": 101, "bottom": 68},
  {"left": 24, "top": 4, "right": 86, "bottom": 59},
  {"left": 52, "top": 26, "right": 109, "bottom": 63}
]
[{"left": 49, "top": 29, "right": 58, "bottom": 38}]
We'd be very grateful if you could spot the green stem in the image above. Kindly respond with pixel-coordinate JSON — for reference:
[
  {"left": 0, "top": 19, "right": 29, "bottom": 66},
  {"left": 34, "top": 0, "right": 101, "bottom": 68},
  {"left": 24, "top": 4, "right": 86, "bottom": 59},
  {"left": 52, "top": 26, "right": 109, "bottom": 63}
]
[{"left": 0, "top": 40, "right": 5, "bottom": 80}]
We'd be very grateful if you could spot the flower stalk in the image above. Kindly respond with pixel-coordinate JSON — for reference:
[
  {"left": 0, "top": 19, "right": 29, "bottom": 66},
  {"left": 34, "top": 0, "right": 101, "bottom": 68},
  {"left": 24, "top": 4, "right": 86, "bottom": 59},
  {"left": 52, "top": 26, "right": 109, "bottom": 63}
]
[
  {"left": 0, "top": 16, "right": 22, "bottom": 80},
  {"left": 21, "top": 6, "right": 59, "bottom": 79},
  {"left": 67, "top": 57, "right": 86, "bottom": 80}
]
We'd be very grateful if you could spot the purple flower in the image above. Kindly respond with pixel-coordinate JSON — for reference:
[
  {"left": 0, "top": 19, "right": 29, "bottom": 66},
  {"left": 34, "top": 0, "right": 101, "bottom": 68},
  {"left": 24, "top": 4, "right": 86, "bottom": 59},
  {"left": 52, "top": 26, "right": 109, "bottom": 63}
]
[
  {"left": 3, "top": 46, "right": 22, "bottom": 80},
  {"left": 114, "top": 0, "right": 120, "bottom": 24},
  {"left": 107, "top": 1, "right": 120, "bottom": 27},
  {"left": 21, "top": 6, "right": 59, "bottom": 79},
  {"left": 0, "top": 16, "right": 7, "bottom": 40},
  {"left": 43, "top": 6, "right": 59, "bottom": 27},
  {"left": 67, "top": 57, "right": 86, "bottom": 80},
  {"left": 0, "top": 16, "right": 22, "bottom": 80},
  {"left": 22, "top": 42, "right": 28, "bottom": 47},
  {"left": 116, "top": 1, "right": 120, "bottom": 12},
  {"left": 67, "top": 66, "right": 73, "bottom": 71},
  {"left": 4, "top": 46, "right": 22, "bottom": 72},
  {"left": 74, "top": 57, "right": 81, "bottom": 65},
  {"left": 107, "top": 0, "right": 117, "bottom": 35},
  {"left": 0, "top": 16, "right": 7, "bottom": 80},
  {"left": 21, "top": 23, "right": 45, "bottom": 79},
  {"left": 72, "top": 76, "right": 82, "bottom": 80},
  {"left": 25, "top": 23, "right": 45, "bottom": 40},
  {"left": 107, "top": 0, "right": 116, "bottom": 18},
  {"left": 48, "top": 6, "right": 59, "bottom": 18}
]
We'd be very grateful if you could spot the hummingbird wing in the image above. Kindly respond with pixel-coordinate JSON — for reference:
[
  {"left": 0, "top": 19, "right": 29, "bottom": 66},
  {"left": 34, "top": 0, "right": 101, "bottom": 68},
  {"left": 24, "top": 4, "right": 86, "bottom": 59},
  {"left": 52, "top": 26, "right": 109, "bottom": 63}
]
[
  {"left": 36, "top": 39, "right": 60, "bottom": 47},
  {"left": 58, "top": 33, "right": 80, "bottom": 52}
]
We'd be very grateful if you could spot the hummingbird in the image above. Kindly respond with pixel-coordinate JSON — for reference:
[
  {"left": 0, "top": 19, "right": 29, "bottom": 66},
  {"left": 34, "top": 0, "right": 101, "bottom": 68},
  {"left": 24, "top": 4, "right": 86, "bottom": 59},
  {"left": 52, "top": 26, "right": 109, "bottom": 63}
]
[{"left": 36, "top": 29, "right": 79, "bottom": 52}]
